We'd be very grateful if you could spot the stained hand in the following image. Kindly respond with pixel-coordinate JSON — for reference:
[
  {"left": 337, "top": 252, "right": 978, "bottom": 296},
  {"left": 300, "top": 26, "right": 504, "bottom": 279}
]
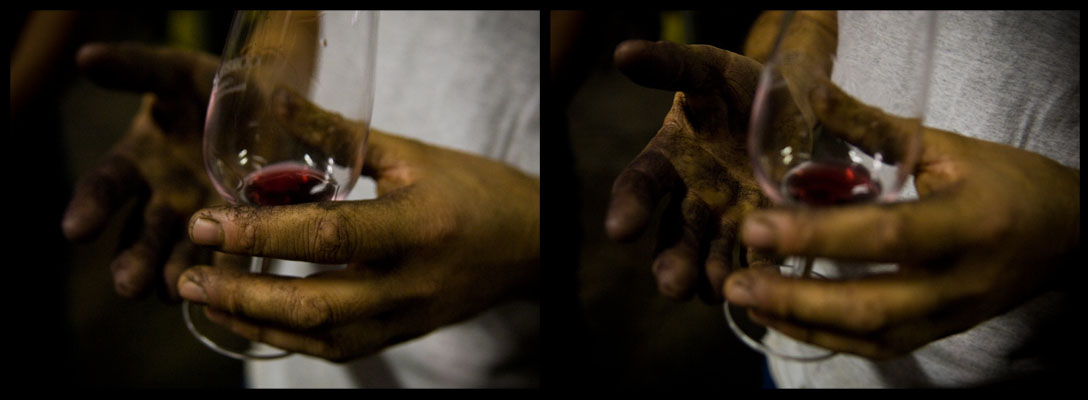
[
  {"left": 725, "top": 78, "right": 1080, "bottom": 358},
  {"left": 605, "top": 40, "right": 774, "bottom": 303},
  {"left": 61, "top": 43, "right": 220, "bottom": 300},
  {"left": 178, "top": 122, "right": 539, "bottom": 361}
]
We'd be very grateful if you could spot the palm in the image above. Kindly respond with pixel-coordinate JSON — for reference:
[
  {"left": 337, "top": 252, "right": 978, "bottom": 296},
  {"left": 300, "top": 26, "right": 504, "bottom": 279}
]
[
  {"left": 63, "top": 43, "right": 222, "bottom": 299},
  {"left": 606, "top": 40, "right": 771, "bottom": 302}
]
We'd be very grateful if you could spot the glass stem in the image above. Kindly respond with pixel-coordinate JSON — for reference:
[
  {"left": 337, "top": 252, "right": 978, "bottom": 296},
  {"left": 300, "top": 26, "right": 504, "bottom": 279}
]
[
  {"left": 800, "top": 256, "right": 815, "bottom": 278},
  {"left": 250, "top": 257, "right": 272, "bottom": 274}
]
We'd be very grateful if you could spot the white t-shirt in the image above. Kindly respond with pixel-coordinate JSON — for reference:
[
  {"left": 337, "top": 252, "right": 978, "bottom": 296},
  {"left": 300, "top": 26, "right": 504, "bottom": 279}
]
[
  {"left": 246, "top": 11, "right": 540, "bottom": 388},
  {"left": 768, "top": 11, "right": 1078, "bottom": 387}
]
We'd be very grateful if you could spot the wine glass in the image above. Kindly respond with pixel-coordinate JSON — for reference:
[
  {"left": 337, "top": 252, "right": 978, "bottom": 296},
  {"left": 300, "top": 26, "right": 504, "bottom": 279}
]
[
  {"left": 724, "top": 11, "right": 937, "bottom": 361},
  {"left": 183, "top": 10, "right": 378, "bottom": 360}
]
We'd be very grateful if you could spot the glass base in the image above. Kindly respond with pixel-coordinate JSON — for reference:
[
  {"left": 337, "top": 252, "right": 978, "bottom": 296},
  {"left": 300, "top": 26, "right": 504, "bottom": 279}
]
[{"left": 183, "top": 299, "right": 292, "bottom": 361}]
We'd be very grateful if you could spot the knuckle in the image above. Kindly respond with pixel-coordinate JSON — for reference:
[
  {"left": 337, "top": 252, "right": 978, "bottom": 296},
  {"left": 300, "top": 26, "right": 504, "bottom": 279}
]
[
  {"left": 310, "top": 209, "right": 354, "bottom": 262},
  {"left": 660, "top": 114, "right": 683, "bottom": 134},
  {"left": 241, "top": 221, "right": 261, "bottom": 253},
  {"left": 289, "top": 293, "right": 335, "bottom": 331},
  {"left": 221, "top": 283, "right": 245, "bottom": 315},
  {"left": 220, "top": 206, "right": 261, "bottom": 253},
  {"left": 680, "top": 194, "right": 712, "bottom": 228},
  {"left": 221, "top": 207, "right": 263, "bottom": 254}
]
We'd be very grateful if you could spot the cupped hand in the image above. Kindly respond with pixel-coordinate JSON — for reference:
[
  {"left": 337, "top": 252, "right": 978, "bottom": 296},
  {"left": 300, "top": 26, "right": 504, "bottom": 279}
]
[
  {"left": 604, "top": 39, "right": 774, "bottom": 303},
  {"left": 61, "top": 43, "right": 220, "bottom": 300},
  {"left": 178, "top": 122, "right": 540, "bottom": 361},
  {"left": 725, "top": 78, "right": 1080, "bottom": 358}
]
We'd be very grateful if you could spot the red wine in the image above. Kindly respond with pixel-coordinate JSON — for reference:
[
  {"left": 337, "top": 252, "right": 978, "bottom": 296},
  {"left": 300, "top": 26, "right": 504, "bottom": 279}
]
[
  {"left": 241, "top": 162, "right": 337, "bottom": 206},
  {"left": 783, "top": 161, "right": 881, "bottom": 206}
]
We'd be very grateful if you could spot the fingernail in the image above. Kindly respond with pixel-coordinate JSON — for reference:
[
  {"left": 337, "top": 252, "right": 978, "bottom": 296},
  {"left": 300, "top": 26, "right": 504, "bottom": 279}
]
[
  {"left": 179, "top": 275, "right": 207, "bottom": 302},
  {"left": 190, "top": 217, "right": 223, "bottom": 246},
  {"left": 742, "top": 215, "right": 778, "bottom": 249},
  {"left": 110, "top": 250, "right": 149, "bottom": 299},
  {"left": 60, "top": 211, "right": 80, "bottom": 239},
  {"left": 652, "top": 257, "right": 678, "bottom": 297},
  {"left": 111, "top": 256, "right": 136, "bottom": 298},
  {"left": 60, "top": 203, "right": 94, "bottom": 241},
  {"left": 726, "top": 274, "right": 754, "bottom": 306},
  {"left": 603, "top": 211, "right": 626, "bottom": 240}
]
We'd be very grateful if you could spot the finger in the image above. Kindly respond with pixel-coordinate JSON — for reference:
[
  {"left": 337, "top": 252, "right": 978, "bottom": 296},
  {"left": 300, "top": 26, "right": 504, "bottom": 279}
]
[
  {"left": 268, "top": 86, "right": 366, "bottom": 160},
  {"left": 740, "top": 193, "right": 980, "bottom": 263},
  {"left": 700, "top": 219, "right": 739, "bottom": 303},
  {"left": 76, "top": 42, "right": 218, "bottom": 100},
  {"left": 178, "top": 266, "right": 373, "bottom": 331},
  {"left": 725, "top": 266, "right": 945, "bottom": 338},
  {"left": 160, "top": 239, "right": 203, "bottom": 302},
  {"left": 605, "top": 150, "right": 679, "bottom": 241},
  {"left": 111, "top": 195, "right": 186, "bottom": 299},
  {"left": 809, "top": 77, "right": 921, "bottom": 165},
  {"left": 188, "top": 196, "right": 424, "bottom": 264},
  {"left": 615, "top": 40, "right": 762, "bottom": 127},
  {"left": 204, "top": 307, "right": 398, "bottom": 362},
  {"left": 651, "top": 191, "right": 711, "bottom": 300},
  {"left": 614, "top": 40, "right": 758, "bottom": 96},
  {"left": 358, "top": 127, "right": 429, "bottom": 192},
  {"left": 747, "top": 310, "right": 903, "bottom": 359},
  {"left": 701, "top": 174, "right": 767, "bottom": 302},
  {"left": 202, "top": 307, "right": 371, "bottom": 362},
  {"left": 62, "top": 155, "right": 148, "bottom": 242}
]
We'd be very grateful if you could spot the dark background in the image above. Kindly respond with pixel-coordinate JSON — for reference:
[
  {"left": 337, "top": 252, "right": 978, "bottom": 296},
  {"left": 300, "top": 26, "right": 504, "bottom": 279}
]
[
  {"left": 549, "top": 10, "right": 766, "bottom": 388},
  {"left": 12, "top": 10, "right": 241, "bottom": 387},
  {"left": 12, "top": 10, "right": 766, "bottom": 388}
]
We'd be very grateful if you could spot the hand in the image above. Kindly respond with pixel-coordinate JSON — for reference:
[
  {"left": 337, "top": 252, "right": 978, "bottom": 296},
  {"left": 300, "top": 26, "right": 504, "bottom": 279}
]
[
  {"left": 604, "top": 39, "right": 774, "bottom": 303},
  {"left": 61, "top": 43, "right": 220, "bottom": 300},
  {"left": 177, "top": 126, "right": 540, "bottom": 362},
  {"left": 725, "top": 78, "right": 1080, "bottom": 358}
]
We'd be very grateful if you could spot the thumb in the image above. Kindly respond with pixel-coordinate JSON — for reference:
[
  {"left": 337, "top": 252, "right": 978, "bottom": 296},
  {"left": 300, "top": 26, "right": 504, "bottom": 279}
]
[
  {"left": 268, "top": 86, "right": 368, "bottom": 162},
  {"left": 808, "top": 77, "right": 921, "bottom": 165}
]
